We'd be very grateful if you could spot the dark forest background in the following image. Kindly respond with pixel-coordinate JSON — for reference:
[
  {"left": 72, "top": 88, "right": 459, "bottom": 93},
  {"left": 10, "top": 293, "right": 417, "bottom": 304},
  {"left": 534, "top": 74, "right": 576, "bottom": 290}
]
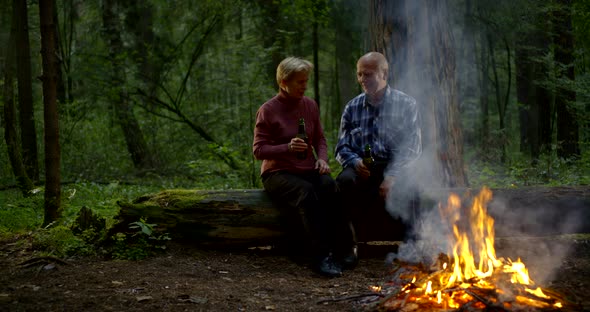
[{"left": 1, "top": 0, "right": 589, "bottom": 231}]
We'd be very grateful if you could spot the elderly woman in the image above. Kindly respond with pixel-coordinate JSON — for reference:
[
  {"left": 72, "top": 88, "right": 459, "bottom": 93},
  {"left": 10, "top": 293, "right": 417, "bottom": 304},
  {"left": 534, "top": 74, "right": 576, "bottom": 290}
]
[{"left": 253, "top": 57, "right": 344, "bottom": 277}]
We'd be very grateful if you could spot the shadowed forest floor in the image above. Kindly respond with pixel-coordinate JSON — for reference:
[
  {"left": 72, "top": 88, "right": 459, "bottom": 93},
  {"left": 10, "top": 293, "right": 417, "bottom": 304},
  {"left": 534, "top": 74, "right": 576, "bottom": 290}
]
[{"left": 0, "top": 236, "right": 589, "bottom": 311}]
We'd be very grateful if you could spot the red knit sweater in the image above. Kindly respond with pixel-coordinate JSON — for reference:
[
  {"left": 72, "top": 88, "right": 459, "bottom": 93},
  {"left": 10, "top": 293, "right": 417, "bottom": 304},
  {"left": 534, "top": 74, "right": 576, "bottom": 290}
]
[{"left": 253, "top": 90, "right": 329, "bottom": 177}]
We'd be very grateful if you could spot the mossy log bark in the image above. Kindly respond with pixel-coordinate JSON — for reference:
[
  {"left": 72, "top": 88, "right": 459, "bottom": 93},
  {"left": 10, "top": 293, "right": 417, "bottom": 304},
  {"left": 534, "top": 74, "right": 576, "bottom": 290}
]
[
  {"left": 112, "top": 186, "right": 590, "bottom": 248},
  {"left": 113, "top": 189, "right": 283, "bottom": 248}
]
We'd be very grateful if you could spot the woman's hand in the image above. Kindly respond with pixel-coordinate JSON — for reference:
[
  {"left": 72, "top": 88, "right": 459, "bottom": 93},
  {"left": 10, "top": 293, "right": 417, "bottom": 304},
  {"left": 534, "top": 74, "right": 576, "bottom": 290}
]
[
  {"left": 315, "top": 159, "right": 331, "bottom": 174},
  {"left": 288, "top": 137, "right": 308, "bottom": 153}
]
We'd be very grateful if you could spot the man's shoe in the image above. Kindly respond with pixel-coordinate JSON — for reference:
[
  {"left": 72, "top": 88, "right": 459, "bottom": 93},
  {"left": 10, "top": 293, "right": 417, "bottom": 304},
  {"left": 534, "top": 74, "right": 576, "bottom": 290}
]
[
  {"left": 341, "top": 245, "right": 358, "bottom": 270},
  {"left": 316, "top": 255, "right": 342, "bottom": 278}
]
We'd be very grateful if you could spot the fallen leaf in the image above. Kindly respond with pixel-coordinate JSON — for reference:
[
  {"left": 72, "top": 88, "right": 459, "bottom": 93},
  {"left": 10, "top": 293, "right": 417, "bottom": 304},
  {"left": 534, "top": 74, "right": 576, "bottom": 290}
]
[
  {"left": 136, "top": 295, "right": 152, "bottom": 302},
  {"left": 177, "top": 294, "right": 208, "bottom": 304}
]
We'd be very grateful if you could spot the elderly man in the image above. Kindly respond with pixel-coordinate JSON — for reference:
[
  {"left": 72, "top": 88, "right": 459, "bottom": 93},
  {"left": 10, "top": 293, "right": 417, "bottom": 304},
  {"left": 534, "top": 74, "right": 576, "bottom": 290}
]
[{"left": 334, "top": 52, "right": 422, "bottom": 268}]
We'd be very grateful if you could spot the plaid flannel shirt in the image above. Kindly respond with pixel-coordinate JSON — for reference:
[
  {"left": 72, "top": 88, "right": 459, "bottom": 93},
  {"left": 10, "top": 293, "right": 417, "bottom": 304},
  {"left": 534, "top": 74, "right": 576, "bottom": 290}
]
[{"left": 335, "top": 86, "right": 422, "bottom": 177}]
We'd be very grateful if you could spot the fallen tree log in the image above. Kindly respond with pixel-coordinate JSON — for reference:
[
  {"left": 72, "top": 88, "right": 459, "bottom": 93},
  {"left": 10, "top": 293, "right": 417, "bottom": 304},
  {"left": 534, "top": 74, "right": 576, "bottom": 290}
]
[{"left": 111, "top": 186, "right": 590, "bottom": 248}]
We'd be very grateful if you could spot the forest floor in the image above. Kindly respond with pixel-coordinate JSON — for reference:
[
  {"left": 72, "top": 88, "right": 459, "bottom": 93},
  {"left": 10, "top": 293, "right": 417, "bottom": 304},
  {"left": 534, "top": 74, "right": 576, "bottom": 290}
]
[{"left": 1, "top": 235, "right": 589, "bottom": 312}]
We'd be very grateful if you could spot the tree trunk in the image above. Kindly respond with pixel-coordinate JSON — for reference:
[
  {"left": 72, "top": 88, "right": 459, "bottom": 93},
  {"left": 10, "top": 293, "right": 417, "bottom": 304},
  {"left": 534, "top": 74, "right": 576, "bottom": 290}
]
[
  {"left": 112, "top": 187, "right": 590, "bottom": 248},
  {"left": 3, "top": 13, "right": 34, "bottom": 195},
  {"left": 60, "top": 0, "right": 76, "bottom": 105},
  {"left": 478, "top": 19, "right": 490, "bottom": 156},
  {"left": 487, "top": 32, "right": 511, "bottom": 163},
  {"left": 101, "top": 0, "right": 155, "bottom": 170},
  {"left": 123, "top": 0, "right": 162, "bottom": 168},
  {"left": 516, "top": 44, "right": 531, "bottom": 155},
  {"left": 370, "top": 0, "right": 467, "bottom": 187},
  {"left": 554, "top": 0, "right": 579, "bottom": 159},
  {"left": 515, "top": 27, "right": 551, "bottom": 162},
  {"left": 332, "top": 3, "right": 362, "bottom": 130},
  {"left": 52, "top": 1, "right": 66, "bottom": 106},
  {"left": 14, "top": 0, "right": 39, "bottom": 182},
  {"left": 312, "top": 19, "right": 320, "bottom": 107},
  {"left": 255, "top": 0, "right": 282, "bottom": 88},
  {"left": 369, "top": 0, "right": 403, "bottom": 84},
  {"left": 38, "top": 0, "right": 62, "bottom": 226}
]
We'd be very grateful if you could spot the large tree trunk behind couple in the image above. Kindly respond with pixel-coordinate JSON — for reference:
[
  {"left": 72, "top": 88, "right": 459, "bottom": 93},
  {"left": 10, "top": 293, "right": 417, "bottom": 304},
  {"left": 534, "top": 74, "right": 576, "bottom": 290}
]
[{"left": 369, "top": 0, "right": 467, "bottom": 189}]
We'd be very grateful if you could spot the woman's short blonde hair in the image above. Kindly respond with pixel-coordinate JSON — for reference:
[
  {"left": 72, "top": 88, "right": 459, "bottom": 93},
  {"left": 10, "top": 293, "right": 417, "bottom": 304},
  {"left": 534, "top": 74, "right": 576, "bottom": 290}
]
[{"left": 276, "top": 57, "right": 313, "bottom": 86}]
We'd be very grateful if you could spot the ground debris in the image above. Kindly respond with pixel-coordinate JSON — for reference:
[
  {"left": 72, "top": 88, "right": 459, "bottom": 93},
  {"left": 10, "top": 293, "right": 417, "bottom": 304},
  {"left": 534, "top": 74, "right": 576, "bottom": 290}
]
[{"left": 18, "top": 256, "right": 69, "bottom": 268}]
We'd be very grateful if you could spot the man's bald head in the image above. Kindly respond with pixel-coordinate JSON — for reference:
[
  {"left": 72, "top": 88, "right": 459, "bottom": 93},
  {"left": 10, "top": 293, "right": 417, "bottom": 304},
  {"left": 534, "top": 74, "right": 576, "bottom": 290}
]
[
  {"left": 358, "top": 52, "right": 389, "bottom": 78},
  {"left": 356, "top": 52, "right": 389, "bottom": 98}
]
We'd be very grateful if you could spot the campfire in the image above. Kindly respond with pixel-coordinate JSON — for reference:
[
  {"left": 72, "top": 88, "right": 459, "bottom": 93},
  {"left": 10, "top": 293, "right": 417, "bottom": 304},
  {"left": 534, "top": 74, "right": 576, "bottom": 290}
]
[{"left": 364, "top": 187, "right": 571, "bottom": 311}]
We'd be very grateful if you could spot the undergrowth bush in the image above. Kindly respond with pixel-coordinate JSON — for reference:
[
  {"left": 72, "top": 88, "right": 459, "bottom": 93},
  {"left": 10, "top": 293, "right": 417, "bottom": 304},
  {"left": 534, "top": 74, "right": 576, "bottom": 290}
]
[
  {"left": 111, "top": 218, "right": 170, "bottom": 260},
  {"left": 31, "top": 225, "right": 95, "bottom": 257}
]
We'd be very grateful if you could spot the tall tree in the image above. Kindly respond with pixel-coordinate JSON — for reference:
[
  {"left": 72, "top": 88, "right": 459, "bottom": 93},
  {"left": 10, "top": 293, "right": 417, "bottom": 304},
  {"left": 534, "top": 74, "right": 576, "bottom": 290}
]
[
  {"left": 123, "top": 0, "right": 162, "bottom": 167},
  {"left": 476, "top": 11, "right": 491, "bottom": 157},
  {"left": 515, "top": 5, "right": 552, "bottom": 162},
  {"left": 554, "top": 0, "right": 579, "bottom": 159},
  {"left": 331, "top": 0, "right": 365, "bottom": 130},
  {"left": 102, "top": 0, "right": 156, "bottom": 170},
  {"left": 14, "top": 0, "right": 39, "bottom": 182},
  {"left": 3, "top": 5, "right": 34, "bottom": 195},
  {"left": 370, "top": 0, "right": 467, "bottom": 187},
  {"left": 254, "top": 0, "right": 283, "bottom": 87},
  {"left": 38, "top": 0, "right": 62, "bottom": 225},
  {"left": 57, "top": 0, "right": 77, "bottom": 105},
  {"left": 52, "top": 0, "right": 66, "bottom": 105}
]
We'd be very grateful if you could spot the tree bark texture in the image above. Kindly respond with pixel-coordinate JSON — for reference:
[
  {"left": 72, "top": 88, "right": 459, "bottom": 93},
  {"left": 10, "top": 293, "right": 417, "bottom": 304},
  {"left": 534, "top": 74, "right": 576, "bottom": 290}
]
[
  {"left": 52, "top": 2, "right": 66, "bottom": 105},
  {"left": 369, "top": 0, "right": 467, "bottom": 187},
  {"left": 14, "top": 0, "right": 39, "bottom": 182},
  {"left": 3, "top": 16, "right": 34, "bottom": 195},
  {"left": 39, "top": 0, "right": 62, "bottom": 225},
  {"left": 101, "top": 0, "right": 155, "bottom": 170},
  {"left": 112, "top": 190, "right": 284, "bottom": 248},
  {"left": 112, "top": 187, "right": 590, "bottom": 248}
]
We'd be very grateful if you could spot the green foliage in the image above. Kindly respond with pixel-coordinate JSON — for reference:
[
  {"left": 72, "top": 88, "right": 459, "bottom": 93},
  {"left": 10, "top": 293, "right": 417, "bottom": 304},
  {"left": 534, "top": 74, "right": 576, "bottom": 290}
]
[
  {"left": 31, "top": 225, "right": 95, "bottom": 257},
  {"left": 467, "top": 148, "right": 590, "bottom": 188},
  {"left": 0, "top": 189, "right": 44, "bottom": 234},
  {"left": 111, "top": 218, "right": 170, "bottom": 261}
]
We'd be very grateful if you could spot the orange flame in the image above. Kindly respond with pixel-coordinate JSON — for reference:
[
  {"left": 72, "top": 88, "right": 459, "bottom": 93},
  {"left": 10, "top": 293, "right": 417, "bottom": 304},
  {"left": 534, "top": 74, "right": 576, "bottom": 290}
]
[{"left": 386, "top": 187, "right": 562, "bottom": 310}]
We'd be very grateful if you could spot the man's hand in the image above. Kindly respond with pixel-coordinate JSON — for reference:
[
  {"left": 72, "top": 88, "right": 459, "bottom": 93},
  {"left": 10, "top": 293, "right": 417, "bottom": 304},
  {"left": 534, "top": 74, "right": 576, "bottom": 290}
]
[
  {"left": 315, "top": 159, "right": 331, "bottom": 174},
  {"left": 354, "top": 159, "right": 370, "bottom": 179},
  {"left": 380, "top": 176, "right": 395, "bottom": 198},
  {"left": 288, "top": 137, "right": 308, "bottom": 153}
]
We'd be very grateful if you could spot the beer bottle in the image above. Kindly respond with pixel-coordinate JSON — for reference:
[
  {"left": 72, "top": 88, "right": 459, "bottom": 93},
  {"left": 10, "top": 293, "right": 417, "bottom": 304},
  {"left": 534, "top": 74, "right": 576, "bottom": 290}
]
[
  {"left": 362, "top": 143, "right": 374, "bottom": 168},
  {"left": 296, "top": 118, "right": 308, "bottom": 160}
]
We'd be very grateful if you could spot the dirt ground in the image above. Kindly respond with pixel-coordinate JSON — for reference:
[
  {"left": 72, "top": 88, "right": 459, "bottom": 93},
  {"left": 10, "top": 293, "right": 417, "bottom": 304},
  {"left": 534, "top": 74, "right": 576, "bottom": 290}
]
[{"left": 1, "top": 237, "right": 589, "bottom": 312}]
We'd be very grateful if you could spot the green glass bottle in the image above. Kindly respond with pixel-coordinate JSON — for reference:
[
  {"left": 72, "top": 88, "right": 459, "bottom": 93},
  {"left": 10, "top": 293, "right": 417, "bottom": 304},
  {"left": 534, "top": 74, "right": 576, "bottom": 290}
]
[
  {"left": 362, "top": 144, "right": 374, "bottom": 168},
  {"left": 296, "top": 118, "right": 308, "bottom": 160}
]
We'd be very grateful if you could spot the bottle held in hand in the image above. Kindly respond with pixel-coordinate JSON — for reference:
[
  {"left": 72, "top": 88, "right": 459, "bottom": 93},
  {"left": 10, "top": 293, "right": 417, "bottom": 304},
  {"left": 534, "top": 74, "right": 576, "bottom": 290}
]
[
  {"left": 296, "top": 118, "right": 308, "bottom": 160},
  {"left": 362, "top": 143, "right": 374, "bottom": 168}
]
